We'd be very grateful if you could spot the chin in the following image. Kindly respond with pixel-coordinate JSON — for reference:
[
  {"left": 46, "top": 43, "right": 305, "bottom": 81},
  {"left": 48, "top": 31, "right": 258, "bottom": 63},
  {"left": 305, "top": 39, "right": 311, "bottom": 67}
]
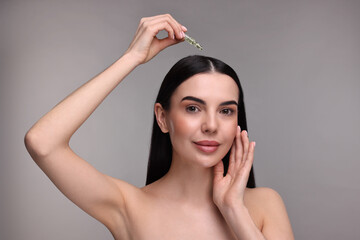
[{"left": 193, "top": 151, "right": 228, "bottom": 168}]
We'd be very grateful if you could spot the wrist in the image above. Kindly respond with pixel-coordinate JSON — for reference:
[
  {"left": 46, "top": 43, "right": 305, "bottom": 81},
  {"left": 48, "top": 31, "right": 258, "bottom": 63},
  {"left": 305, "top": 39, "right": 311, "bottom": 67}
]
[
  {"left": 218, "top": 201, "right": 248, "bottom": 217},
  {"left": 215, "top": 196, "right": 246, "bottom": 213},
  {"left": 120, "top": 51, "right": 144, "bottom": 68},
  {"left": 218, "top": 204, "right": 265, "bottom": 240}
]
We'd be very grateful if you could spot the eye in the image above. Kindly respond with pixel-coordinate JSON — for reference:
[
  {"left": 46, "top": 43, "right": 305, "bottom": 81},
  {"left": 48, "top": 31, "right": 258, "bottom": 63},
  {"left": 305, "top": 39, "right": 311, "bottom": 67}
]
[
  {"left": 186, "top": 105, "right": 200, "bottom": 113},
  {"left": 220, "top": 108, "right": 235, "bottom": 115}
]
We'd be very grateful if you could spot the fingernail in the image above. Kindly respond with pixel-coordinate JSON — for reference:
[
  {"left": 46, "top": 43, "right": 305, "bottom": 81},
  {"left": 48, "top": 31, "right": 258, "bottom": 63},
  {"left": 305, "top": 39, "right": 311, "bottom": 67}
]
[
  {"left": 181, "top": 31, "right": 185, "bottom": 38},
  {"left": 181, "top": 25, "right": 187, "bottom": 31},
  {"left": 254, "top": 142, "right": 256, "bottom": 147}
]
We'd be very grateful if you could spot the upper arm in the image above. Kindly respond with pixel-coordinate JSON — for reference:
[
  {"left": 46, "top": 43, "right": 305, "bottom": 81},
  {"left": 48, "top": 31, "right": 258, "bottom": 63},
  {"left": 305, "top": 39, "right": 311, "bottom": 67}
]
[
  {"left": 259, "top": 188, "right": 295, "bottom": 240},
  {"left": 27, "top": 142, "right": 129, "bottom": 228}
]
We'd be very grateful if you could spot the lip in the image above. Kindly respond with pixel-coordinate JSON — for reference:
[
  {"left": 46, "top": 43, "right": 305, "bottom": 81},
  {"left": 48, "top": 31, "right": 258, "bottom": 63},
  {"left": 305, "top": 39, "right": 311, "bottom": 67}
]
[
  {"left": 193, "top": 140, "right": 220, "bottom": 153},
  {"left": 195, "top": 140, "right": 220, "bottom": 146}
]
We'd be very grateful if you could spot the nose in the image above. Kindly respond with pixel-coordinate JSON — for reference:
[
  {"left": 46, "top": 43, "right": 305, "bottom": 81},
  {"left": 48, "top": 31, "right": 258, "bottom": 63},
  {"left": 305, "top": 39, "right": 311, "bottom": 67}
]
[{"left": 201, "top": 112, "right": 218, "bottom": 134}]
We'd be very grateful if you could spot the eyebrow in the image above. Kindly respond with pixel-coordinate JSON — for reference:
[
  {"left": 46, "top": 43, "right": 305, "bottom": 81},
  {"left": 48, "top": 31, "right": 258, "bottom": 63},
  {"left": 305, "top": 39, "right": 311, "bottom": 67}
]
[{"left": 180, "top": 96, "right": 238, "bottom": 107}]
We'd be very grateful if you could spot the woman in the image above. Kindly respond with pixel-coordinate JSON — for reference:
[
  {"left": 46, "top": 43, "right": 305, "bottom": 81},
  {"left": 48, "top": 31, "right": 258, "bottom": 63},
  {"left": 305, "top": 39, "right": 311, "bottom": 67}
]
[{"left": 25, "top": 14, "right": 294, "bottom": 239}]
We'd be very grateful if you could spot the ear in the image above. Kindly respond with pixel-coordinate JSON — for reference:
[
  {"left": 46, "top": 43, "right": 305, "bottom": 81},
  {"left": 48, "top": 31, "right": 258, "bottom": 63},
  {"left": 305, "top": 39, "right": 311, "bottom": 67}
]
[{"left": 154, "top": 103, "right": 169, "bottom": 133}]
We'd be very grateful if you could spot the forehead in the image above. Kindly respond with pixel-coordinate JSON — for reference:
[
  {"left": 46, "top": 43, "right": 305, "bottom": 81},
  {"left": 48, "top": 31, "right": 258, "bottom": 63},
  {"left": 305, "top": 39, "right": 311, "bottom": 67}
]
[{"left": 171, "top": 72, "right": 239, "bottom": 103}]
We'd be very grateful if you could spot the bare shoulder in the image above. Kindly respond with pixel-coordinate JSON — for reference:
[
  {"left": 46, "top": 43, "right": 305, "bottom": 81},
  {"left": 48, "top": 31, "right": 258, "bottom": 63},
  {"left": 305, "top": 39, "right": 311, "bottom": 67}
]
[
  {"left": 244, "top": 187, "right": 281, "bottom": 212},
  {"left": 245, "top": 187, "right": 283, "bottom": 206},
  {"left": 245, "top": 187, "right": 294, "bottom": 239}
]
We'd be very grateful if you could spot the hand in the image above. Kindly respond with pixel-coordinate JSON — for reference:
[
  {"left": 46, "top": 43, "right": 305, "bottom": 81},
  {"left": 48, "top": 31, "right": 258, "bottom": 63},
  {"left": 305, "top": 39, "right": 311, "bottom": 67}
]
[
  {"left": 213, "top": 126, "right": 256, "bottom": 210},
  {"left": 124, "top": 14, "right": 187, "bottom": 64}
]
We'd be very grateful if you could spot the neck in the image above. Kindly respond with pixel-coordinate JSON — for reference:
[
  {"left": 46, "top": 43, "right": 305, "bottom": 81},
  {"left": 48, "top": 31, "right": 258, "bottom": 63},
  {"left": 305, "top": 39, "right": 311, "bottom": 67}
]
[{"left": 157, "top": 152, "right": 217, "bottom": 207}]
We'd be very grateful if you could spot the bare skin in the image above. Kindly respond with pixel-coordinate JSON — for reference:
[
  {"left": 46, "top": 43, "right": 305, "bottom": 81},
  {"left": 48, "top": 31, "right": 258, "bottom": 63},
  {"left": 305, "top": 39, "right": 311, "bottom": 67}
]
[{"left": 24, "top": 14, "right": 294, "bottom": 240}]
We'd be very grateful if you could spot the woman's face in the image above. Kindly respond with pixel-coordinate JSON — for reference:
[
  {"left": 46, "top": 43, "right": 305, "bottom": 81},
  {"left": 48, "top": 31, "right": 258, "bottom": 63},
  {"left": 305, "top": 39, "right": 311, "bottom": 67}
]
[{"left": 163, "top": 72, "right": 239, "bottom": 168}]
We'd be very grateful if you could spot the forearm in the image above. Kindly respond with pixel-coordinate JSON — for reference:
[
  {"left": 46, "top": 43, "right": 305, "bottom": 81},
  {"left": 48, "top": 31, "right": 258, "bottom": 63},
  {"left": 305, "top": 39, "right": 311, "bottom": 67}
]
[
  {"left": 25, "top": 53, "right": 140, "bottom": 156},
  {"left": 220, "top": 205, "right": 266, "bottom": 240}
]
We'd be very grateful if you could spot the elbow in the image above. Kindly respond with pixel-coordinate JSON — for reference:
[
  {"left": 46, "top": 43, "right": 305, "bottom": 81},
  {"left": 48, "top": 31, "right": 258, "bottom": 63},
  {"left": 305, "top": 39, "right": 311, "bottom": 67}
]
[{"left": 24, "top": 129, "right": 53, "bottom": 159}]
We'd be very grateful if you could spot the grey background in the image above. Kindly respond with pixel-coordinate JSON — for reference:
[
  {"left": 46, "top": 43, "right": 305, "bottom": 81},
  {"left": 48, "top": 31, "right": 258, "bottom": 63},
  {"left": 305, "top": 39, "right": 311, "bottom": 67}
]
[{"left": 1, "top": 0, "right": 359, "bottom": 239}]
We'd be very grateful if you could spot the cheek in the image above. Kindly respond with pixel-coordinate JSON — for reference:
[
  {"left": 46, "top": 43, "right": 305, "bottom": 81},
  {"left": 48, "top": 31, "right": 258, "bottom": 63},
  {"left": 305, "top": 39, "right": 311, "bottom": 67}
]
[
  {"left": 167, "top": 114, "right": 198, "bottom": 155},
  {"left": 222, "top": 121, "right": 238, "bottom": 146},
  {"left": 168, "top": 113, "right": 198, "bottom": 137}
]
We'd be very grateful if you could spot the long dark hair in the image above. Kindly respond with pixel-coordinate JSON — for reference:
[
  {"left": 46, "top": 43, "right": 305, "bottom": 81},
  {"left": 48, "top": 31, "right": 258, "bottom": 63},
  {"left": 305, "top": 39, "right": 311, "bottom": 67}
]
[{"left": 146, "top": 55, "right": 255, "bottom": 188}]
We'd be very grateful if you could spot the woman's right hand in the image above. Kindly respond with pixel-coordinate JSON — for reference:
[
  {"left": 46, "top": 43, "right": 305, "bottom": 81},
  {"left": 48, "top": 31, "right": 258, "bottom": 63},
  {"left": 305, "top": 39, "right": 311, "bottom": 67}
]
[{"left": 125, "top": 14, "right": 187, "bottom": 64}]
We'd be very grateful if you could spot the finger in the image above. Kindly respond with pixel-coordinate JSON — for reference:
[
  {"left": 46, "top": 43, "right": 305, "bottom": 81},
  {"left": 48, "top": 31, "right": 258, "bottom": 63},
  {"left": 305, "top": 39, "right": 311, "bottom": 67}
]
[
  {"left": 237, "top": 141, "right": 255, "bottom": 182},
  {"left": 153, "top": 14, "right": 185, "bottom": 39},
  {"left": 157, "top": 21, "right": 175, "bottom": 40},
  {"left": 213, "top": 160, "right": 224, "bottom": 184},
  {"left": 140, "top": 20, "right": 176, "bottom": 48},
  {"left": 246, "top": 141, "right": 256, "bottom": 168},
  {"left": 152, "top": 20, "right": 184, "bottom": 47},
  {"left": 154, "top": 37, "right": 179, "bottom": 53},
  {"left": 235, "top": 126, "right": 243, "bottom": 170},
  {"left": 132, "top": 16, "right": 173, "bottom": 44},
  {"left": 145, "top": 16, "right": 175, "bottom": 39},
  {"left": 227, "top": 142, "right": 236, "bottom": 177},
  {"left": 232, "top": 141, "right": 255, "bottom": 191},
  {"left": 164, "top": 14, "right": 187, "bottom": 39},
  {"left": 240, "top": 130, "right": 249, "bottom": 167},
  {"left": 142, "top": 14, "right": 184, "bottom": 40}
]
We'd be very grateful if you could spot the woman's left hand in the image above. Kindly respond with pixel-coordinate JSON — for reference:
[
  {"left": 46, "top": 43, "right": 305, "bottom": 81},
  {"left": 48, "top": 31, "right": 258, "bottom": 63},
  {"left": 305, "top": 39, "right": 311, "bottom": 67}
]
[{"left": 213, "top": 126, "right": 256, "bottom": 210}]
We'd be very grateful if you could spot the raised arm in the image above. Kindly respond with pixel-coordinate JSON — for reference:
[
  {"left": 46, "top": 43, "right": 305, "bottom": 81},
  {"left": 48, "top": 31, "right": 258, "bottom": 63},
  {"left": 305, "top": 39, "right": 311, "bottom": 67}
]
[{"left": 24, "top": 14, "right": 187, "bottom": 229}]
